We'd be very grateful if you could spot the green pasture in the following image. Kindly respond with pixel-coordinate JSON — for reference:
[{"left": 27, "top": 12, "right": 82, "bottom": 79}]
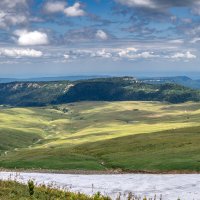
[{"left": 0, "top": 101, "right": 200, "bottom": 172}]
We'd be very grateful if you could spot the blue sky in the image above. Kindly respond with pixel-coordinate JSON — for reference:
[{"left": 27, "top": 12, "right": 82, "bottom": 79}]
[{"left": 0, "top": 0, "right": 200, "bottom": 78}]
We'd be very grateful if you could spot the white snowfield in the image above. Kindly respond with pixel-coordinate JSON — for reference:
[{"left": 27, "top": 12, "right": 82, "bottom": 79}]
[{"left": 0, "top": 172, "right": 200, "bottom": 200}]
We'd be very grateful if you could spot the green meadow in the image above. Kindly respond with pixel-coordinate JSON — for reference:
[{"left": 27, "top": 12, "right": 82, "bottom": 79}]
[{"left": 0, "top": 101, "right": 200, "bottom": 172}]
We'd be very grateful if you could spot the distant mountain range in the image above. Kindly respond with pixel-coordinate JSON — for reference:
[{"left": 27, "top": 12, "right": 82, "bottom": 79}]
[
  {"left": 1, "top": 75, "right": 200, "bottom": 89},
  {"left": 140, "top": 76, "right": 200, "bottom": 89},
  {"left": 0, "top": 77, "right": 199, "bottom": 106},
  {"left": 0, "top": 76, "right": 110, "bottom": 83}
]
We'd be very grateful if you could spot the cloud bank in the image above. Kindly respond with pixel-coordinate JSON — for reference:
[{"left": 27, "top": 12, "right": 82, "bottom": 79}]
[{"left": 0, "top": 48, "right": 43, "bottom": 58}]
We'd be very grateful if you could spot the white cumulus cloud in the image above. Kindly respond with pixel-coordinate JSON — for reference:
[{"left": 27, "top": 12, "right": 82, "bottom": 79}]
[
  {"left": 0, "top": 48, "right": 43, "bottom": 58},
  {"left": 115, "top": 0, "right": 156, "bottom": 8},
  {"left": 96, "top": 30, "right": 108, "bottom": 40},
  {"left": 91, "top": 49, "right": 112, "bottom": 58},
  {"left": 44, "top": 1, "right": 67, "bottom": 13},
  {"left": 119, "top": 50, "right": 159, "bottom": 60},
  {"left": 171, "top": 51, "right": 196, "bottom": 59},
  {"left": 62, "top": 47, "right": 160, "bottom": 61},
  {"left": 64, "top": 54, "right": 70, "bottom": 59},
  {"left": 118, "top": 47, "right": 137, "bottom": 57},
  {"left": 1, "top": 0, "right": 27, "bottom": 8},
  {"left": 14, "top": 30, "right": 49, "bottom": 46},
  {"left": 64, "top": 2, "right": 85, "bottom": 17},
  {"left": 44, "top": 1, "right": 86, "bottom": 17}
]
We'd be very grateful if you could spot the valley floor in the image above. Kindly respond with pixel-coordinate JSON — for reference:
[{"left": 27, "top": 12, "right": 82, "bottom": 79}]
[{"left": 0, "top": 101, "right": 200, "bottom": 172}]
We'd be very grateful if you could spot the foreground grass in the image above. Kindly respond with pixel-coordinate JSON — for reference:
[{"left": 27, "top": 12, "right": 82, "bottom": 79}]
[
  {"left": 0, "top": 101, "right": 200, "bottom": 171},
  {"left": 0, "top": 180, "right": 175, "bottom": 200},
  {"left": 0, "top": 180, "right": 111, "bottom": 200}
]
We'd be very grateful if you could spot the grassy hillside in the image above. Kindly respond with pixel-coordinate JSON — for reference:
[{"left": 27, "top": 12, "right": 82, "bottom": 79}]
[
  {"left": 0, "top": 77, "right": 200, "bottom": 106},
  {"left": 0, "top": 101, "right": 200, "bottom": 172}
]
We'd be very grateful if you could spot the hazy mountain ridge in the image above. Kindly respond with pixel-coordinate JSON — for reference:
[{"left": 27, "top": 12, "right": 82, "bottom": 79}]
[
  {"left": 0, "top": 77, "right": 199, "bottom": 106},
  {"left": 1, "top": 75, "right": 200, "bottom": 89},
  {"left": 0, "top": 76, "right": 110, "bottom": 83},
  {"left": 140, "top": 76, "right": 200, "bottom": 89}
]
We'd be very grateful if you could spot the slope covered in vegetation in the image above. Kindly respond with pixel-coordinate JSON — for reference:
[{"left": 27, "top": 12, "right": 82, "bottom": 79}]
[
  {"left": 58, "top": 77, "right": 200, "bottom": 104},
  {"left": 0, "top": 101, "right": 200, "bottom": 172},
  {"left": 0, "top": 77, "right": 199, "bottom": 106}
]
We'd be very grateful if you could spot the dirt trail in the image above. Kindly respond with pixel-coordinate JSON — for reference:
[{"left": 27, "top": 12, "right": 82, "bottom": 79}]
[{"left": 2, "top": 123, "right": 58, "bottom": 156}]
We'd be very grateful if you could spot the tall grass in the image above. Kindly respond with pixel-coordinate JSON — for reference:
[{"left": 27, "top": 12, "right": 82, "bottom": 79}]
[
  {"left": 0, "top": 179, "right": 111, "bottom": 200},
  {"left": 0, "top": 179, "right": 182, "bottom": 200}
]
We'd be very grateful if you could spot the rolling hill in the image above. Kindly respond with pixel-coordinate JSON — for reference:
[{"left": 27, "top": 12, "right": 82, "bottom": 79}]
[{"left": 1, "top": 101, "right": 200, "bottom": 172}]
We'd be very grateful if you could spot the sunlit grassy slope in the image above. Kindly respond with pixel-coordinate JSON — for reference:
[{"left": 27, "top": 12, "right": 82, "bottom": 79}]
[{"left": 0, "top": 101, "right": 200, "bottom": 172}]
